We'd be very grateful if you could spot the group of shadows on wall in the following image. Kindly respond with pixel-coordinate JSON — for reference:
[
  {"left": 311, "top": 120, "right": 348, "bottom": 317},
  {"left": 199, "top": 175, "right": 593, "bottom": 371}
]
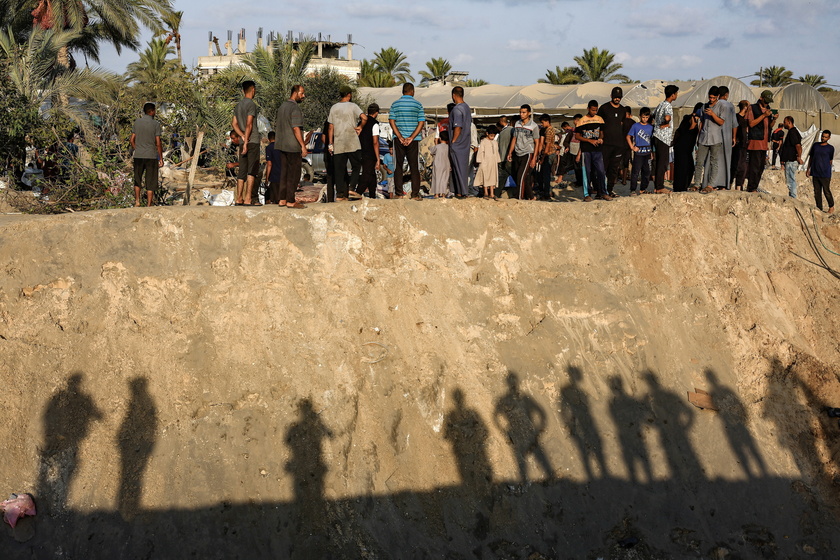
[{"left": 10, "top": 358, "right": 840, "bottom": 557}]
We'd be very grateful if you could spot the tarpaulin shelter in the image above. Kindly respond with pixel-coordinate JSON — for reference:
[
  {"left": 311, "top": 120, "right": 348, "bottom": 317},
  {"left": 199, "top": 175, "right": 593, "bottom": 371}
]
[
  {"left": 672, "top": 76, "right": 756, "bottom": 108},
  {"left": 358, "top": 78, "right": 840, "bottom": 130}
]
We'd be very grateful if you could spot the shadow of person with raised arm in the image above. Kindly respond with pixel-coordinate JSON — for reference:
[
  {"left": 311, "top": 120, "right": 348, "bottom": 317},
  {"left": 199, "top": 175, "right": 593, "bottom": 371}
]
[
  {"left": 36, "top": 373, "right": 103, "bottom": 514},
  {"left": 444, "top": 387, "right": 493, "bottom": 493},
  {"left": 643, "top": 370, "right": 703, "bottom": 487},
  {"left": 493, "top": 371, "right": 554, "bottom": 483},
  {"left": 705, "top": 368, "right": 766, "bottom": 478},
  {"left": 608, "top": 375, "right": 653, "bottom": 484},
  {"left": 763, "top": 357, "right": 840, "bottom": 503},
  {"left": 285, "top": 397, "right": 334, "bottom": 546},
  {"left": 116, "top": 377, "right": 158, "bottom": 520},
  {"left": 559, "top": 366, "right": 607, "bottom": 480}
]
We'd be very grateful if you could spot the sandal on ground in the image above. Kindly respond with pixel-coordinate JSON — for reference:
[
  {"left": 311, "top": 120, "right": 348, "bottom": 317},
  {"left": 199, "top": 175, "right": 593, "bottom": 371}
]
[
  {"left": 687, "top": 186, "right": 699, "bottom": 192},
  {"left": 700, "top": 186, "right": 714, "bottom": 194},
  {"left": 654, "top": 188, "right": 672, "bottom": 194},
  {"left": 286, "top": 202, "right": 306, "bottom": 209},
  {"left": 348, "top": 191, "right": 362, "bottom": 199}
]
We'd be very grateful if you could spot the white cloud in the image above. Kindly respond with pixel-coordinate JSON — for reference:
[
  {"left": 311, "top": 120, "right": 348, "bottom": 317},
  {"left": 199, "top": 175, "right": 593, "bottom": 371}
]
[
  {"left": 507, "top": 39, "right": 540, "bottom": 52},
  {"left": 453, "top": 53, "right": 475, "bottom": 65},
  {"left": 745, "top": 19, "right": 777, "bottom": 36},
  {"left": 344, "top": 4, "right": 453, "bottom": 29},
  {"left": 628, "top": 5, "right": 706, "bottom": 37},
  {"left": 622, "top": 53, "right": 702, "bottom": 71}
]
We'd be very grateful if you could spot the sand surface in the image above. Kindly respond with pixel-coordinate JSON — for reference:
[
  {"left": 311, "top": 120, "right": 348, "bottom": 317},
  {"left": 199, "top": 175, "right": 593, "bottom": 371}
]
[{"left": 1, "top": 174, "right": 840, "bottom": 558}]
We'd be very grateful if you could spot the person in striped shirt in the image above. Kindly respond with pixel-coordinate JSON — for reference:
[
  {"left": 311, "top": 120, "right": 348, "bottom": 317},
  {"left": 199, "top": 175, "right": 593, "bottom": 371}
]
[{"left": 388, "top": 83, "right": 426, "bottom": 199}]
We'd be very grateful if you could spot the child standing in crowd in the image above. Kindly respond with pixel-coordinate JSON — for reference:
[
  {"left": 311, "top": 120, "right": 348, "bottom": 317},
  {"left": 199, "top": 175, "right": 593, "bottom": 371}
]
[
  {"left": 475, "top": 125, "right": 501, "bottom": 199},
  {"left": 626, "top": 107, "right": 654, "bottom": 195},
  {"left": 381, "top": 140, "right": 395, "bottom": 198},
  {"left": 430, "top": 130, "right": 451, "bottom": 198}
]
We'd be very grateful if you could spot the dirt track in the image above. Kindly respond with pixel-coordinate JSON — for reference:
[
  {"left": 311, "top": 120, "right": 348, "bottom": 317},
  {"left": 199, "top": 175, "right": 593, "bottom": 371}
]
[{"left": 1, "top": 185, "right": 840, "bottom": 558}]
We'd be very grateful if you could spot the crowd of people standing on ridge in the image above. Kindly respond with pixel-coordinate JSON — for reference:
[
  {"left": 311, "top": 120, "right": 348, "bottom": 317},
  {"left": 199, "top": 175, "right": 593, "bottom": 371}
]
[{"left": 129, "top": 80, "right": 834, "bottom": 214}]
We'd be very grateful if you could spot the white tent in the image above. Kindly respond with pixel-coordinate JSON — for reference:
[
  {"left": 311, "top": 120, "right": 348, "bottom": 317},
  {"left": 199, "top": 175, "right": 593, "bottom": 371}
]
[
  {"left": 358, "top": 77, "right": 833, "bottom": 116},
  {"left": 754, "top": 83, "right": 836, "bottom": 114},
  {"left": 672, "top": 76, "right": 756, "bottom": 108},
  {"left": 623, "top": 80, "right": 698, "bottom": 109}
]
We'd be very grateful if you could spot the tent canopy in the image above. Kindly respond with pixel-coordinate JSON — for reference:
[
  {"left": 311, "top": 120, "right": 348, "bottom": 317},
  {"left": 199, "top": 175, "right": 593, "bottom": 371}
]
[
  {"left": 357, "top": 77, "right": 834, "bottom": 116},
  {"left": 749, "top": 83, "right": 834, "bottom": 113},
  {"left": 672, "top": 76, "right": 756, "bottom": 108}
]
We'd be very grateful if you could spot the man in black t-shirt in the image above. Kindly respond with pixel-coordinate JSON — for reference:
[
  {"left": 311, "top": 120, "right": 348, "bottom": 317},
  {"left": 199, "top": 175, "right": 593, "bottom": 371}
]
[
  {"left": 771, "top": 124, "right": 784, "bottom": 168},
  {"left": 779, "top": 116, "right": 802, "bottom": 198},
  {"left": 597, "top": 86, "right": 627, "bottom": 197},
  {"left": 358, "top": 103, "right": 381, "bottom": 198}
]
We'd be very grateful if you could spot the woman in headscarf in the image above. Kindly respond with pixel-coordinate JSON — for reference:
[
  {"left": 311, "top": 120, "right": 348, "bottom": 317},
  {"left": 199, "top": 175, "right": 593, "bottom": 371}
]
[{"left": 672, "top": 103, "right": 703, "bottom": 192}]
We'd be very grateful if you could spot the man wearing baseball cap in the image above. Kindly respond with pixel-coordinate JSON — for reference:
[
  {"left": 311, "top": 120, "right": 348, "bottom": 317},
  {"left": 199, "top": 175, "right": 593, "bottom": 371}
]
[
  {"left": 745, "top": 89, "right": 776, "bottom": 192},
  {"left": 598, "top": 86, "right": 628, "bottom": 197}
]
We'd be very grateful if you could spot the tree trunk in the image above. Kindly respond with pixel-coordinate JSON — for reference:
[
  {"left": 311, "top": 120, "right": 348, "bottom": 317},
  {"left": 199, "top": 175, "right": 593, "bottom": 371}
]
[{"left": 184, "top": 131, "right": 203, "bottom": 205}]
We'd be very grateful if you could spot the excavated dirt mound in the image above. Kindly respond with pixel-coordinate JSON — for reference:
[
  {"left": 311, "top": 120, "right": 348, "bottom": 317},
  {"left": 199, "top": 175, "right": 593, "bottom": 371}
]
[{"left": 1, "top": 186, "right": 840, "bottom": 559}]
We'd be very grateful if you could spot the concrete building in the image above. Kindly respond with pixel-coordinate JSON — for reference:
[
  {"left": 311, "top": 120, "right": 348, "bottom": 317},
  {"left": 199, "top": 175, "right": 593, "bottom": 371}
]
[{"left": 196, "top": 29, "right": 361, "bottom": 81}]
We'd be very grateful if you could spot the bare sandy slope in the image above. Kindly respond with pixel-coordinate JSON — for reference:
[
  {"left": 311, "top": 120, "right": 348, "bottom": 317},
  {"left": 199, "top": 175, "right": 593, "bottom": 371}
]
[{"left": 1, "top": 186, "right": 840, "bottom": 558}]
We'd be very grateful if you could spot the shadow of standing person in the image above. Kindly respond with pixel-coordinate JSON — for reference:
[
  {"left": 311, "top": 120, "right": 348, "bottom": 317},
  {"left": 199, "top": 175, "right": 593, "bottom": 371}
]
[
  {"left": 559, "top": 366, "right": 607, "bottom": 480},
  {"left": 643, "top": 370, "right": 704, "bottom": 487},
  {"left": 763, "top": 358, "right": 840, "bottom": 502},
  {"left": 116, "top": 377, "right": 158, "bottom": 520},
  {"left": 705, "top": 368, "right": 766, "bottom": 478},
  {"left": 493, "top": 371, "right": 554, "bottom": 483},
  {"left": 36, "top": 373, "right": 103, "bottom": 514},
  {"left": 285, "top": 397, "right": 334, "bottom": 546},
  {"left": 608, "top": 375, "right": 653, "bottom": 484},
  {"left": 444, "top": 387, "right": 493, "bottom": 493}
]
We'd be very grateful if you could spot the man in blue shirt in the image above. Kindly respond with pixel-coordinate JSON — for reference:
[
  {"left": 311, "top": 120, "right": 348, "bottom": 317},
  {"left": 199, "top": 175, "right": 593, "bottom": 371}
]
[
  {"left": 449, "top": 86, "right": 472, "bottom": 198},
  {"left": 806, "top": 130, "right": 835, "bottom": 213},
  {"left": 388, "top": 83, "right": 425, "bottom": 199}
]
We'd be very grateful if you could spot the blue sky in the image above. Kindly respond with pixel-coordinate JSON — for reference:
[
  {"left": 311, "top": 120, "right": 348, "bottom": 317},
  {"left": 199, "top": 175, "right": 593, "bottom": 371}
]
[{"left": 96, "top": 0, "right": 840, "bottom": 88}]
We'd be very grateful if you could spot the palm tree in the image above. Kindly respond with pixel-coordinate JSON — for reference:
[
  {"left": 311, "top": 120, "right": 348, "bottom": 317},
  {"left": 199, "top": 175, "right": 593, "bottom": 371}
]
[
  {"left": 27, "top": 0, "right": 171, "bottom": 68},
  {"left": 357, "top": 58, "right": 395, "bottom": 87},
  {"left": 235, "top": 37, "right": 316, "bottom": 122},
  {"left": 572, "top": 47, "right": 629, "bottom": 83},
  {"left": 372, "top": 47, "right": 412, "bottom": 84},
  {"left": 157, "top": 9, "right": 183, "bottom": 64},
  {"left": 0, "top": 27, "right": 118, "bottom": 132},
  {"left": 798, "top": 74, "right": 826, "bottom": 89},
  {"left": 126, "top": 38, "right": 180, "bottom": 100},
  {"left": 539, "top": 65, "right": 582, "bottom": 85},
  {"left": 751, "top": 66, "right": 793, "bottom": 87},
  {"left": 464, "top": 79, "right": 488, "bottom": 87},
  {"left": 418, "top": 57, "right": 451, "bottom": 85}
]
